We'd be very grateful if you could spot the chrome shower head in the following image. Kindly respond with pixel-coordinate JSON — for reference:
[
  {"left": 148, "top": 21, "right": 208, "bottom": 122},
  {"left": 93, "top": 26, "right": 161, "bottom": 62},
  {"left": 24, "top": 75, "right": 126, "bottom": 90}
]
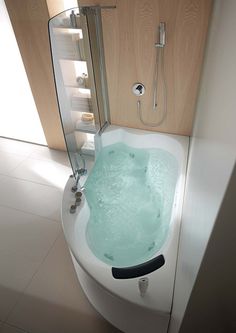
[{"left": 155, "top": 22, "right": 166, "bottom": 48}]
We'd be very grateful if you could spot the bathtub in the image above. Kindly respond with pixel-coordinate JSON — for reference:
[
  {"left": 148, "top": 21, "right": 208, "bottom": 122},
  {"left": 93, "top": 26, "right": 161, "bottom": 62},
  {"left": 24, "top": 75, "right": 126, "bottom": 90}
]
[{"left": 61, "top": 126, "right": 189, "bottom": 333}]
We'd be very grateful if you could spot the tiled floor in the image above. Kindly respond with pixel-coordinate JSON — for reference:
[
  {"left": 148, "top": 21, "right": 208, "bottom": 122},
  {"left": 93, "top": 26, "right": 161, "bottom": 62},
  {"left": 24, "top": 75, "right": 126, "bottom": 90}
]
[{"left": 0, "top": 138, "right": 120, "bottom": 333}]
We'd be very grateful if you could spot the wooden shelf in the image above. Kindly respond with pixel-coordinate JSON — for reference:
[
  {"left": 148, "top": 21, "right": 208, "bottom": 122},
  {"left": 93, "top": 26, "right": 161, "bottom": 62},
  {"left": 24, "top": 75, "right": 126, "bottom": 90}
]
[
  {"left": 70, "top": 90, "right": 91, "bottom": 112},
  {"left": 60, "top": 60, "right": 88, "bottom": 87},
  {"left": 75, "top": 126, "right": 97, "bottom": 134},
  {"left": 68, "top": 88, "right": 91, "bottom": 98},
  {"left": 53, "top": 27, "right": 82, "bottom": 35},
  {"left": 81, "top": 140, "right": 95, "bottom": 156},
  {"left": 54, "top": 32, "right": 85, "bottom": 61}
]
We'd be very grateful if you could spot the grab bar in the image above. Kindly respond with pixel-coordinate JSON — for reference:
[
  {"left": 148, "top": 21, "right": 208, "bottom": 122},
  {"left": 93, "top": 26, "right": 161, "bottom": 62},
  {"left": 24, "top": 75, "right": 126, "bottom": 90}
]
[{"left": 111, "top": 254, "right": 165, "bottom": 279}]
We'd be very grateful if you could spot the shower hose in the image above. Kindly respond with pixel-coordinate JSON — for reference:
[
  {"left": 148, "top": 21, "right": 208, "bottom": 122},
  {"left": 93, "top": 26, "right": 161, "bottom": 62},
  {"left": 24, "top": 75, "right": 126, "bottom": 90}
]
[{"left": 138, "top": 47, "right": 167, "bottom": 127}]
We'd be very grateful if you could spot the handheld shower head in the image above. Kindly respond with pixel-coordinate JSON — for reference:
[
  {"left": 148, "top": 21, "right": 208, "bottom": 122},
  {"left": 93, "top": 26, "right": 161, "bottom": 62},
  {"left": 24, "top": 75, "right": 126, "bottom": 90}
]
[{"left": 155, "top": 22, "right": 166, "bottom": 48}]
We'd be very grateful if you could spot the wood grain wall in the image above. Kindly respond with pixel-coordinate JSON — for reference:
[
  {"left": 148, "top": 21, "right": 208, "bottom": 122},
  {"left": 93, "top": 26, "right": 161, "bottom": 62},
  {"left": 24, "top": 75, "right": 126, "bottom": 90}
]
[
  {"left": 5, "top": 0, "right": 66, "bottom": 150},
  {"left": 6, "top": 0, "right": 212, "bottom": 146},
  {"left": 80, "top": 0, "right": 212, "bottom": 136}
]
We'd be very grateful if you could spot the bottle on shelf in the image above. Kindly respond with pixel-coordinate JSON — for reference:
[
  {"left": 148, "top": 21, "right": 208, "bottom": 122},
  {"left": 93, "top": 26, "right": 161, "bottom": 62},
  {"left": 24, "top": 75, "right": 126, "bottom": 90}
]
[{"left": 70, "top": 10, "right": 77, "bottom": 28}]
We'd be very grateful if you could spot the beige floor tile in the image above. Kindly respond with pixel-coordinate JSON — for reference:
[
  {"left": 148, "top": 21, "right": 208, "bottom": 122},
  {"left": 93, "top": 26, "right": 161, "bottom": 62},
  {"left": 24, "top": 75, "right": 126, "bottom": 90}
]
[
  {"left": 9, "top": 158, "right": 71, "bottom": 190},
  {"left": 0, "top": 175, "right": 9, "bottom": 184},
  {"left": 28, "top": 146, "right": 70, "bottom": 167},
  {"left": 0, "top": 206, "right": 60, "bottom": 321},
  {"left": 0, "top": 138, "right": 35, "bottom": 157},
  {"left": 0, "top": 177, "right": 63, "bottom": 221},
  {"left": 0, "top": 151, "right": 26, "bottom": 177},
  {"left": 7, "top": 233, "right": 121, "bottom": 333}
]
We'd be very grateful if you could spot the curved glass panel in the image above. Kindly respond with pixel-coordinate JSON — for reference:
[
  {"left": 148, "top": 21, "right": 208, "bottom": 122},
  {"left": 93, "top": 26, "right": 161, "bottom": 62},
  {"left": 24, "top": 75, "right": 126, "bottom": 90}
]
[{"left": 48, "top": 7, "right": 109, "bottom": 176}]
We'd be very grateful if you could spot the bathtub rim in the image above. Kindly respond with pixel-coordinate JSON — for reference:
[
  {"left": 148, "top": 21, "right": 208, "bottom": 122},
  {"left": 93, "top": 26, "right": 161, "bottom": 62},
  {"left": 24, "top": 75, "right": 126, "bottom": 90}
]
[
  {"left": 61, "top": 125, "right": 189, "bottom": 312},
  {"left": 95, "top": 125, "right": 187, "bottom": 166}
]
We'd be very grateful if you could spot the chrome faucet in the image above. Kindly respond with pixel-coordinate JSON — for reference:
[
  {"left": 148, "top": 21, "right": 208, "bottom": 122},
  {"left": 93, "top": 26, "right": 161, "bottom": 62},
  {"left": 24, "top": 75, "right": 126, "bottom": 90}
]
[
  {"left": 77, "top": 167, "right": 87, "bottom": 176},
  {"left": 71, "top": 168, "right": 87, "bottom": 193},
  {"left": 71, "top": 153, "right": 87, "bottom": 193}
]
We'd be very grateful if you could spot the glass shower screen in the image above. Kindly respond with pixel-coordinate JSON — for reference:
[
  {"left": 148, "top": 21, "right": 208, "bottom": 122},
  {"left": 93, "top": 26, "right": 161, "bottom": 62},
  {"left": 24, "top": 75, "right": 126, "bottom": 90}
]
[{"left": 48, "top": 6, "right": 110, "bottom": 178}]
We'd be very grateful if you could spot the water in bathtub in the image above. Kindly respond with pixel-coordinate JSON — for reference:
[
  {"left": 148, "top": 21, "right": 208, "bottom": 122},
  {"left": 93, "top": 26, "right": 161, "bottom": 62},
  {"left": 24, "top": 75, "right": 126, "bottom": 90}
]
[{"left": 84, "top": 142, "right": 178, "bottom": 267}]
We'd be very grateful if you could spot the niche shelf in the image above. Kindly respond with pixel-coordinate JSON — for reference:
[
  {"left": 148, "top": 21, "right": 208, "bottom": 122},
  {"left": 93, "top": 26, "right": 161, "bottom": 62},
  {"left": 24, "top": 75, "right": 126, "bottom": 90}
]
[{"left": 74, "top": 111, "right": 97, "bottom": 134}]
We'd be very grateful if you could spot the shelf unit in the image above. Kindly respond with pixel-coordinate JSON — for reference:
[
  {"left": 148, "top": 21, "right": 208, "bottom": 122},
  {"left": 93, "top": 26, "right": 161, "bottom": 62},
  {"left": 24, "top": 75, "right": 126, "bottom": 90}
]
[{"left": 49, "top": 6, "right": 109, "bottom": 176}]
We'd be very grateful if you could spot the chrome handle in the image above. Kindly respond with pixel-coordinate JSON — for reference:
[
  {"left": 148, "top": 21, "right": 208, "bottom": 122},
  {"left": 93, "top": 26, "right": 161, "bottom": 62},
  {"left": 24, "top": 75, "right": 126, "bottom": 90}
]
[{"left": 159, "top": 22, "right": 166, "bottom": 46}]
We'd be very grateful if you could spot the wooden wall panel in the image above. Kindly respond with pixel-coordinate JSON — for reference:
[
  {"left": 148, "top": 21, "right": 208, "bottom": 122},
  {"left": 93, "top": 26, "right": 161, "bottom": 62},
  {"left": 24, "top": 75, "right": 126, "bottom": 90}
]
[
  {"left": 80, "top": 0, "right": 212, "bottom": 136},
  {"left": 5, "top": 0, "right": 212, "bottom": 150},
  {"left": 5, "top": 0, "right": 66, "bottom": 150}
]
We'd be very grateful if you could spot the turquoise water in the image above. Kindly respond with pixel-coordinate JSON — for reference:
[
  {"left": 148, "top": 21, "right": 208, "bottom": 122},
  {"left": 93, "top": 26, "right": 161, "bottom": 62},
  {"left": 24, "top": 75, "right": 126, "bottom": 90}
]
[{"left": 84, "top": 142, "right": 178, "bottom": 267}]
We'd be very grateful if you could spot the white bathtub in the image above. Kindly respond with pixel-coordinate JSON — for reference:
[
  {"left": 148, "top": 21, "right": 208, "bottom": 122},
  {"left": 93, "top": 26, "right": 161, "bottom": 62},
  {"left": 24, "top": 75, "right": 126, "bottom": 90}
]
[{"left": 61, "top": 126, "right": 189, "bottom": 333}]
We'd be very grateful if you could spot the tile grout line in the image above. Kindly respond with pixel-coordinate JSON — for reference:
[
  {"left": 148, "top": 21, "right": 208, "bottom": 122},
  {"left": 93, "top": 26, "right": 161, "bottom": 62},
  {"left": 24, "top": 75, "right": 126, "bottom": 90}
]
[
  {"left": 27, "top": 152, "right": 70, "bottom": 165},
  {"left": 0, "top": 148, "right": 33, "bottom": 160},
  {"left": 1, "top": 322, "right": 29, "bottom": 333},
  {"left": 0, "top": 146, "right": 70, "bottom": 168},
  {"left": 0, "top": 202, "right": 61, "bottom": 224},
  {"left": 0, "top": 136, "right": 47, "bottom": 148},
  {"left": 2, "top": 230, "right": 63, "bottom": 333},
  {"left": 0, "top": 171, "right": 70, "bottom": 191},
  {"left": 0, "top": 138, "right": 69, "bottom": 164},
  {"left": 4, "top": 156, "right": 30, "bottom": 174}
]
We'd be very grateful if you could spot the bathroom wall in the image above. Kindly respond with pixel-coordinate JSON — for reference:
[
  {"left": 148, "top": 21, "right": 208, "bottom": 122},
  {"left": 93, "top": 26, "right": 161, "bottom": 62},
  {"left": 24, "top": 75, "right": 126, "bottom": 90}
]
[
  {"left": 5, "top": 0, "right": 66, "bottom": 150},
  {"left": 80, "top": 0, "right": 212, "bottom": 136},
  {"left": 5, "top": 0, "right": 212, "bottom": 147},
  {"left": 169, "top": 0, "right": 236, "bottom": 331},
  {"left": 180, "top": 164, "right": 236, "bottom": 332},
  {"left": 0, "top": 0, "right": 46, "bottom": 144}
]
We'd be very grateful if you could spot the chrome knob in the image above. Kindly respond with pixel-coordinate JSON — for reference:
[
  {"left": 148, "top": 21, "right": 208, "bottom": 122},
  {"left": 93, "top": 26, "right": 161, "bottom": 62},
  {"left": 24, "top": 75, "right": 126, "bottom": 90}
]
[
  {"left": 70, "top": 204, "right": 76, "bottom": 214},
  {"left": 75, "top": 197, "right": 81, "bottom": 206}
]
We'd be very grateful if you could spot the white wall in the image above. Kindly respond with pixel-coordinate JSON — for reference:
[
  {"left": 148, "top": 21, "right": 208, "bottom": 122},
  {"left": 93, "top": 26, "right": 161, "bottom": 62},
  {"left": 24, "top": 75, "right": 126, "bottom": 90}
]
[
  {"left": 0, "top": 0, "right": 46, "bottom": 144},
  {"left": 169, "top": 0, "right": 236, "bottom": 331},
  {"left": 179, "top": 164, "right": 236, "bottom": 332}
]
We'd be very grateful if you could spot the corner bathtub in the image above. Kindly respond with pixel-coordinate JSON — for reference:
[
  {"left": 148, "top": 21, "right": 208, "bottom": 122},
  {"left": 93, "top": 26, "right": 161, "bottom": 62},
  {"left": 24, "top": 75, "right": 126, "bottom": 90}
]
[{"left": 62, "top": 126, "right": 189, "bottom": 333}]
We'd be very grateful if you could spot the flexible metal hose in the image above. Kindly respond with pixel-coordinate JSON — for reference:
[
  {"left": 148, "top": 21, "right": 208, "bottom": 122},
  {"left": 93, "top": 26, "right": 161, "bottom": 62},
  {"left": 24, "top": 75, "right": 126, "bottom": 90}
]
[{"left": 138, "top": 47, "right": 167, "bottom": 127}]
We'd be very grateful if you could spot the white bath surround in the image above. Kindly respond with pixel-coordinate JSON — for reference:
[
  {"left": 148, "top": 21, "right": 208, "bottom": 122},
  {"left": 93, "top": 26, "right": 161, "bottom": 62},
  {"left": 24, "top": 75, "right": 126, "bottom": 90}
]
[{"left": 61, "top": 126, "right": 189, "bottom": 333}]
